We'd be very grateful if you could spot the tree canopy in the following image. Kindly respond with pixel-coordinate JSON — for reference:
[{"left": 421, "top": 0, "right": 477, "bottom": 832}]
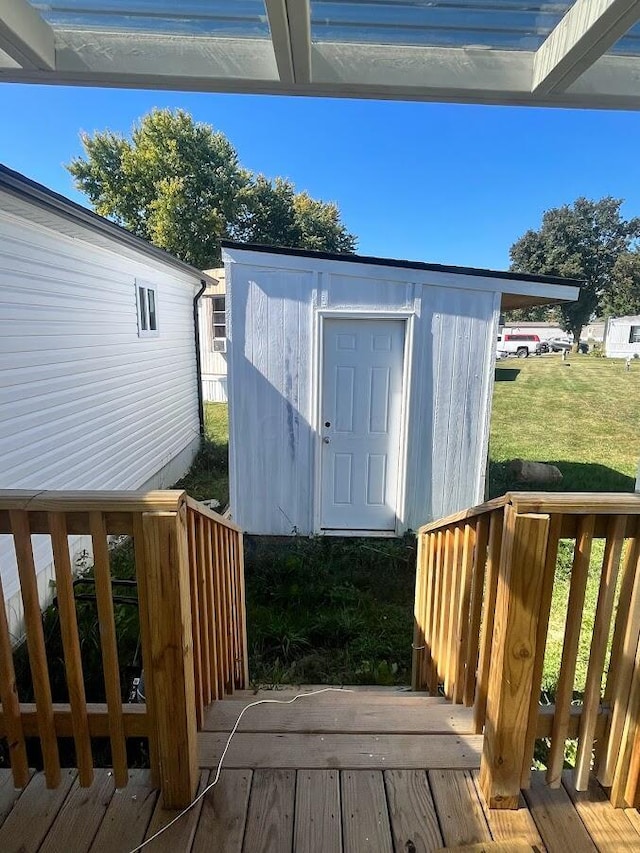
[
  {"left": 508, "top": 198, "right": 640, "bottom": 340},
  {"left": 601, "top": 251, "right": 640, "bottom": 318},
  {"left": 68, "top": 108, "right": 356, "bottom": 269}
]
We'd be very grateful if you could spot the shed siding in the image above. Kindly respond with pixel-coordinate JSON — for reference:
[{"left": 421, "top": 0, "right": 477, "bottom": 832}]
[
  {"left": 0, "top": 208, "right": 201, "bottom": 600},
  {"left": 227, "top": 258, "right": 497, "bottom": 534}
]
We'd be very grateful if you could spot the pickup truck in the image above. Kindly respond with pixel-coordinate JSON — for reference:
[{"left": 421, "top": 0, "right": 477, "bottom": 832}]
[{"left": 496, "top": 333, "right": 546, "bottom": 358}]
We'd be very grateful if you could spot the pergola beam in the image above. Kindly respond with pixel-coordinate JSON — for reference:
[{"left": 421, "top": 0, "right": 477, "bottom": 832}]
[
  {"left": 0, "top": 0, "right": 55, "bottom": 70},
  {"left": 264, "top": 0, "right": 295, "bottom": 84},
  {"left": 287, "top": 0, "right": 312, "bottom": 84},
  {"left": 533, "top": 0, "right": 640, "bottom": 94},
  {"left": 264, "top": 0, "right": 311, "bottom": 84}
]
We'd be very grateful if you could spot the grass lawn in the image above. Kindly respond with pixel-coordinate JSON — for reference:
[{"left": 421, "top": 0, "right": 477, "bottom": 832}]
[
  {"left": 173, "top": 402, "right": 230, "bottom": 506},
  {"left": 490, "top": 355, "right": 639, "bottom": 496}
]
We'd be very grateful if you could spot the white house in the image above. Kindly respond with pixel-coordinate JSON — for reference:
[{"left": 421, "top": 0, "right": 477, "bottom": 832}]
[
  {"left": 605, "top": 316, "right": 640, "bottom": 359},
  {"left": 0, "top": 163, "right": 210, "bottom": 638},
  {"left": 223, "top": 242, "right": 580, "bottom": 536},
  {"left": 198, "top": 267, "right": 228, "bottom": 402}
]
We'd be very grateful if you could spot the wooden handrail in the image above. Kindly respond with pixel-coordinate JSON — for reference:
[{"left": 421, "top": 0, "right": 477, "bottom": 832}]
[
  {"left": 418, "top": 491, "right": 640, "bottom": 536},
  {"left": 0, "top": 489, "right": 247, "bottom": 809},
  {"left": 413, "top": 491, "right": 640, "bottom": 812},
  {"left": 185, "top": 495, "right": 242, "bottom": 533}
]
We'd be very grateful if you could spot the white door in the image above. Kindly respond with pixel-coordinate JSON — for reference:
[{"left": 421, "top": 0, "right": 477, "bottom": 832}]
[{"left": 320, "top": 318, "right": 405, "bottom": 531}]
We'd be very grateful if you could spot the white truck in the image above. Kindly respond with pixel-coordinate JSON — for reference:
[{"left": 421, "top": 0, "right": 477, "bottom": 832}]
[{"left": 496, "top": 332, "right": 545, "bottom": 358}]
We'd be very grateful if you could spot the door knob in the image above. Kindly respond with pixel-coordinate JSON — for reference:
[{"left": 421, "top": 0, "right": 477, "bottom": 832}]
[{"left": 323, "top": 437, "right": 331, "bottom": 444}]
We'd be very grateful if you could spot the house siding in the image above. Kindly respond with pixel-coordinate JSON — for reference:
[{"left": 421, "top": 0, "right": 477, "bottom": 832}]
[
  {"left": 0, "top": 205, "right": 201, "bottom": 611},
  {"left": 605, "top": 316, "right": 640, "bottom": 359},
  {"left": 226, "top": 254, "right": 499, "bottom": 535},
  {"left": 199, "top": 292, "right": 228, "bottom": 402}
]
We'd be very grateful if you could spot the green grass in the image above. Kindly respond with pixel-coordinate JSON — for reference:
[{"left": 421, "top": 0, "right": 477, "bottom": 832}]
[
  {"left": 173, "top": 402, "right": 229, "bottom": 506},
  {"left": 490, "top": 356, "right": 638, "bottom": 497}
]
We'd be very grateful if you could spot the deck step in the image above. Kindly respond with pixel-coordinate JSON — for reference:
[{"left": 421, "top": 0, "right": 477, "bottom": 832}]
[
  {"left": 202, "top": 698, "right": 473, "bottom": 734},
  {"left": 198, "top": 732, "right": 483, "bottom": 770},
  {"left": 222, "top": 686, "right": 448, "bottom": 705}
]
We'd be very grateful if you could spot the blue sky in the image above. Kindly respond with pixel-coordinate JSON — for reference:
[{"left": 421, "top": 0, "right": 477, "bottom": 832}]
[{"left": 1, "top": 82, "right": 639, "bottom": 269}]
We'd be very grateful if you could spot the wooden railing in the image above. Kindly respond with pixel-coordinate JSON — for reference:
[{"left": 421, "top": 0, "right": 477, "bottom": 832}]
[
  {"left": 0, "top": 490, "right": 246, "bottom": 808},
  {"left": 413, "top": 492, "right": 640, "bottom": 810}
]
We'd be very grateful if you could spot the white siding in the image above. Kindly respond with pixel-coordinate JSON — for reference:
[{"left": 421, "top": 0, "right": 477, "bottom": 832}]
[
  {"left": 199, "top": 292, "right": 228, "bottom": 401},
  {"left": 0, "top": 205, "right": 201, "bottom": 605},
  {"left": 227, "top": 255, "right": 498, "bottom": 535},
  {"left": 605, "top": 316, "right": 640, "bottom": 358}
]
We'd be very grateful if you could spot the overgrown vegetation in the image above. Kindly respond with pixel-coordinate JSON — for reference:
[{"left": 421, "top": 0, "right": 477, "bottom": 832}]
[{"left": 245, "top": 535, "right": 415, "bottom": 687}]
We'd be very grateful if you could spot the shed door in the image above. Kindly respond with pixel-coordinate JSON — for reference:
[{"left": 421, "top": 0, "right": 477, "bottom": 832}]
[{"left": 320, "top": 318, "right": 405, "bottom": 531}]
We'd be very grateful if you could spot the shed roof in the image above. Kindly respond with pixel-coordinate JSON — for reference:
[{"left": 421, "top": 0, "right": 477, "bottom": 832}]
[
  {"left": 221, "top": 240, "right": 582, "bottom": 311},
  {"left": 0, "top": 163, "right": 210, "bottom": 283},
  {"left": 3, "top": 1, "right": 640, "bottom": 110}
]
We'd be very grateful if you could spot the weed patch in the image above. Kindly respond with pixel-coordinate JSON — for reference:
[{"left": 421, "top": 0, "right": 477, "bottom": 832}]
[{"left": 244, "top": 535, "right": 416, "bottom": 686}]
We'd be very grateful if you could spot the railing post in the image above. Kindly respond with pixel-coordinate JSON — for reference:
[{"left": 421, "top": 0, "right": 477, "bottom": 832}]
[
  {"left": 140, "top": 506, "right": 198, "bottom": 809},
  {"left": 479, "top": 505, "right": 551, "bottom": 809}
]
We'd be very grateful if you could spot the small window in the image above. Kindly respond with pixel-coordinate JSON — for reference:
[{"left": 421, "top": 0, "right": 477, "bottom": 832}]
[
  {"left": 629, "top": 326, "right": 640, "bottom": 344},
  {"left": 136, "top": 281, "right": 159, "bottom": 337},
  {"left": 212, "top": 295, "right": 226, "bottom": 340}
]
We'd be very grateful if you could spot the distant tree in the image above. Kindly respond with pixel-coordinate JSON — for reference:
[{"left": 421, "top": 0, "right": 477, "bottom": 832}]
[
  {"left": 509, "top": 198, "right": 640, "bottom": 342},
  {"left": 231, "top": 176, "right": 356, "bottom": 253},
  {"left": 292, "top": 192, "right": 357, "bottom": 254},
  {"left": 603, "top": 251, "right": 640, "bottom": 317},
  {"left": 68, "top": 108, "right": 356, "bottom": 268},
  {"left": 502, "top": 305, "right": 561, "bottom": 325}
]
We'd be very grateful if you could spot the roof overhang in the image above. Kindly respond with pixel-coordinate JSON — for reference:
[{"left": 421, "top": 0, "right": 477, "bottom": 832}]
[
  {"left": 3, "top": 0, "right": 640, "bottom": 110},
  {"left": 222, "top": 241, "right": 581, "bottom": 310}
]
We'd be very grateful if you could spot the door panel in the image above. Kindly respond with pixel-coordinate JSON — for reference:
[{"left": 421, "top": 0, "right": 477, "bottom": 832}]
[{"left": 320, "top": 318, "right": 405, "bottom": 531}]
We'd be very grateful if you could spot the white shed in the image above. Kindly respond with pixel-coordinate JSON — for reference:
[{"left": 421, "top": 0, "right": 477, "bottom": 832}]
[
  {"left": 605, "top": 316, "right": 640, "bottom": 359},
  {"left": 0, "top": 163, "right": 209, "bottom": 638},
  {"left": 198, "top": 267, "right": 228, "bottom": 402},
  {"left": 223, "top": 242, "right": 580, "bottom": 536}
]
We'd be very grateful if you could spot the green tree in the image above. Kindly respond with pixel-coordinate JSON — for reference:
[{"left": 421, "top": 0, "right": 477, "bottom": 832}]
[
  {"left": 509, "top": 198, "right": 640, "bottom": 342},
  {"left": 603, "top": 251, "right": 640, "bottom": 317},
  {"left": 68, "top": 108, "right": 356, "bottom": 268}
]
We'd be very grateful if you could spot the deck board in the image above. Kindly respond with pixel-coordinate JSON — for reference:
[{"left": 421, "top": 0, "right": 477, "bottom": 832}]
[
  {"left": 472, "top": 772, "right": 544, "bottom": 850},
  {"left": 384, "top": 769, "right": 444, "bottom": 852},
  {"left": 192, "top": 770, "right": 252, "bottom": 853},
  {"left": 294, "top": 769, "right": 342, "bottom": 853},
  {"left": 0, "top": 767, "right": 76, "bottom": 853},
  {"left": 198, "top": 732, "right": 483, "bottom": 769},
  {"left": 39, "top": 769, "right": 114, "bottom": 853},
  {"left": 242, "top": 769, "right": 295, "bottom": 853},
  {"left": 429, "top": 769, "right": 492, "bottom": 848},
  {"left": 561, "top": 770, "right": 640, "bottom": 850},
  {"left": 341, "top": 770, "right": 393, "bottom": 853},
  {"left": 143, "top": 769, "right": 209, "bottom": 852},
  {"left": 88, "top": 769, "right": 157, "bottom": 853},
  {"left": 0, "top": 768, "right": 30, "bottom": 827},
  {"left": 522, "top": 772, "right": 597, "bottom": 853},
  {"left": 202, "top": 699, "right": 472, "bottom": 733}
]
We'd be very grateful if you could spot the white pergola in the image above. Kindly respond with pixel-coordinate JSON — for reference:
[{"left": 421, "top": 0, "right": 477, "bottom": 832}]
[{"left": 2, "top": 0, "right": 640, "bottom": 109}]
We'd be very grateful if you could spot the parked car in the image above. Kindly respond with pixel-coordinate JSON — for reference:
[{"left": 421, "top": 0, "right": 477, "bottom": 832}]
[
  {"left": 496, "top": 333, "right": 546, "bottom": 358},
  {"left": 547, "top": 337, "right": 589, "bottom": 354}
]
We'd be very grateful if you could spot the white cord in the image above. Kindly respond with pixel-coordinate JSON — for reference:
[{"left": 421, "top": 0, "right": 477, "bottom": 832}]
[{"left": 128, "top": 686, "right": 355, "bottom": 853}]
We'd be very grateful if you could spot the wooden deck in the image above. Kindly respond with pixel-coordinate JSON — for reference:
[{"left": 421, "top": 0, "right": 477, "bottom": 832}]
[{"left": 1, "top": 689, "right": 639, "bottom": 852}]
